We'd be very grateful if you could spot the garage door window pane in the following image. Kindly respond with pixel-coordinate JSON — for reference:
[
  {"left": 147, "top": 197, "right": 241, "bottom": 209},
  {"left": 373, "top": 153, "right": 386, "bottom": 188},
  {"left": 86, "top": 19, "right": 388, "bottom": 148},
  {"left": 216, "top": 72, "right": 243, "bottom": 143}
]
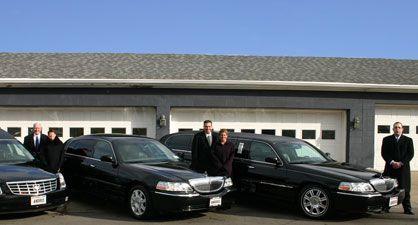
[
  {"left": 112, "top": 128, "right": 126, "bottom": 134},
  {"left": 322, "top": 130, "right": 335, "bottom": 140},
  {"left": 241, "top": 129, "right": 255, "bottom": 133},
  {"left": 179, "top": 128, "right": 193, "bottom": 132},
  {"left": 302, "top": 130, "right": 316, "bottom": 139},
  {"left": 282, "top": 130, "right": 295, "bottom": 138},
  {"left": 49, "top": 127, "right": 63, "bottom": 137},
  {"left": 262, "top": 129, "right": 276, "bottom": 135},
  {"left": 7, "top": 127, "right": 21, "bottom": 137},
  {"left": 377, "top": 125, "right": 390, "bottom": 133},
  {"left": 70, "top": 128, "right": 84, "bottom": 137},
  {"left": 133, "top": 128, "right": 147, "bottom": 136},
  {"left": 402, "top": 125, "right": 409, "bottom": 134},
  {"left": 91, "top": 128, "right": 105, "bottom": 134},
  {"left": 227, "top": 129, "right": 235, "bottom": 132},
  {"left": 416, "top": 126, "right": 418, "bottom": 134},
  {"left": 28, "top": 127, "right": 33, "bottom": 134}
]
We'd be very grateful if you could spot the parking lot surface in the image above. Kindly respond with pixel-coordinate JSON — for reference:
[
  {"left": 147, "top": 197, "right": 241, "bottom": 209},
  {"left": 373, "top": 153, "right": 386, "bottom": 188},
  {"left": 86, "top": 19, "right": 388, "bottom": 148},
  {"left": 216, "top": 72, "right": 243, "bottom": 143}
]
[{"left": 1, "top": 173, "right": 417, "bottom": 225}]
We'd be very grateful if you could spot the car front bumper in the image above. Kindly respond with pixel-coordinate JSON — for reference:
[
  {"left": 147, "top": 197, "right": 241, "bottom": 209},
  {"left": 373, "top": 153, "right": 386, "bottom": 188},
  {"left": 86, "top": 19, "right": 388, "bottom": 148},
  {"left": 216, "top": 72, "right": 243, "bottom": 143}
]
[
  {"left": 0, "top": 189, "right": 69, "bottom": 214},
  {"left": 333, "top": 188, "right": 405, "bottom": 213},
  {"left": 152, "top": 188, "right": 234, "bottom": 213}
]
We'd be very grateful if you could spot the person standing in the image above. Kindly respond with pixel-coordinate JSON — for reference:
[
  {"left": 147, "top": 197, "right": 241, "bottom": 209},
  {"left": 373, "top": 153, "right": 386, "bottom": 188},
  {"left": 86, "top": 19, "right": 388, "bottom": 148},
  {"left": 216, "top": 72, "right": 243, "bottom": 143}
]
[
  {"left": 213, "top": 129, "right": 235, "bottom": 177},
  {"left": 23, "top": 122, "right": 48, "bottom": 159},
  {"left": 190, "top": 120, "right": 220, "bottom": 175},
  {"left": 381, "top": 122, "right": 414, "bottom": 215},
  {"left": 41, "top": 129, "right": 65, "bottom": 173}
]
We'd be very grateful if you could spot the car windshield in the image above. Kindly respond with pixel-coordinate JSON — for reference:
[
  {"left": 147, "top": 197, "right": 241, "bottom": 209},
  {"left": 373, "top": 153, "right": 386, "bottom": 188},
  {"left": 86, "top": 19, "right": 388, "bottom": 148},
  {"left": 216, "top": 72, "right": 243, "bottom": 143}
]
[
  {"left": 113, "top": 138, "right": 179, "bottom": 163},
  {"left": 0, "top": 140, "right": 34, "bottom": 164},
  {"left": 274, "top": 141, "right": 329, "bottom": 164}
]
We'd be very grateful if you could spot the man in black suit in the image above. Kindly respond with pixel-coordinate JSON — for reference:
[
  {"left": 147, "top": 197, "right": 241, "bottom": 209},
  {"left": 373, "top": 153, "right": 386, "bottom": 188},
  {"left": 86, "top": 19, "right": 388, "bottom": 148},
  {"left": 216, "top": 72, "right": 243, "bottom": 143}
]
[
  {"left": 381, "top": 122, "right": 414, "bottom": 215},
  {"left": 23, "top": 122, "right": 49, "bottom": 160},
  {"left": 190, "top": 120, "right": 220, "bottom": 175}
]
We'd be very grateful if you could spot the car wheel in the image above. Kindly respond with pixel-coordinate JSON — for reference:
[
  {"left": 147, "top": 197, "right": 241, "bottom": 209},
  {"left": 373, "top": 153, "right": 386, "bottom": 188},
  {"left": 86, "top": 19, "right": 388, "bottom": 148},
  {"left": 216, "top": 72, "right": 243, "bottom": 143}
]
[
  {"left": 299, "top": 185, "right": 331, "bottom": 219},
  {"left": 128, "top": 185, "right": 152, "bottom": 219}
]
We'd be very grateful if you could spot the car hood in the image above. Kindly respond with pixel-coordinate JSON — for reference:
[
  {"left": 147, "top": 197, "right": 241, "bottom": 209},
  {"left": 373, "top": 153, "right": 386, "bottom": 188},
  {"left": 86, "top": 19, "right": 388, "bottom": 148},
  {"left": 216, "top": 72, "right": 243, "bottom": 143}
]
[
  {"left": 127, "top": 161, "right": 207, "bottom": 181},
  {"left": 289, "top": 162, "right": 382, "bottom": 182},
  {"left": 0, "top": 164, "right": 56, "bottom": 183}
]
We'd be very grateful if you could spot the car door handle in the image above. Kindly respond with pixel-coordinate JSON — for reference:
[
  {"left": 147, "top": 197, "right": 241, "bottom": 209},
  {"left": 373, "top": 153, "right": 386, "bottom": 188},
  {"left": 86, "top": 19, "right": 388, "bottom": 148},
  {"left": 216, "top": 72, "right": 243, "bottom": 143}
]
[
  {"left": 89, "top": 164, "right": 96, "bottom": 168},
  {"left": 247, "top": 165, "right": 255, "bottom": 169}
]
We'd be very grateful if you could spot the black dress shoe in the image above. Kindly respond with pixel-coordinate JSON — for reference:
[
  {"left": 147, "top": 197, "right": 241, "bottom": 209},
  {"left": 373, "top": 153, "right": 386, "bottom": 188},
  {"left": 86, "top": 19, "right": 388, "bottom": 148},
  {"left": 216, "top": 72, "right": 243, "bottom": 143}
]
[{"left": 404, "top": 211, "right": 414, "bottom": 215}]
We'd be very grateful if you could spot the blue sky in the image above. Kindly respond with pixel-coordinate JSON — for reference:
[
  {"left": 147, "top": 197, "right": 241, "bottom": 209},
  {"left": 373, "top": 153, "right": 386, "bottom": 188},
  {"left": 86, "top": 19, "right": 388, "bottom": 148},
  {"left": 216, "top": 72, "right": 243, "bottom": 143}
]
[{"left": 1, "top": 0, "right": 417, "bottom": 59}]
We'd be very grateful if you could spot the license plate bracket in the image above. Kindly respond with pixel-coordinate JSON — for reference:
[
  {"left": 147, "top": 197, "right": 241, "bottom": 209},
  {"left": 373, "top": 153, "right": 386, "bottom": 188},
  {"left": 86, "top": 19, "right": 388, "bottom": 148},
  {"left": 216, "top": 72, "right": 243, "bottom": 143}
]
[
  {"left": 31, "top": 195, "right": 47, "bottom": 206},
  {"left": 209, "top": 197, "right": 222, "bottom": 207},
  {"left": 389, "top": 196, "right": 398, "bottom": 207}
]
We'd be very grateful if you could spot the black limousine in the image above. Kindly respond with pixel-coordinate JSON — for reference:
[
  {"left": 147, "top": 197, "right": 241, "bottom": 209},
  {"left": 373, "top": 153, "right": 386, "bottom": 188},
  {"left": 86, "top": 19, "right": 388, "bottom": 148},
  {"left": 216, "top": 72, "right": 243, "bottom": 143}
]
[
  {"left": 62, "top": 134, "right": 233, "bottom": 219},
  {"left": 161, "top": 131, "right": 405, "bottom": 218},
  {"left": 0, "top": 129, "right": 68, "bottom": 214}
]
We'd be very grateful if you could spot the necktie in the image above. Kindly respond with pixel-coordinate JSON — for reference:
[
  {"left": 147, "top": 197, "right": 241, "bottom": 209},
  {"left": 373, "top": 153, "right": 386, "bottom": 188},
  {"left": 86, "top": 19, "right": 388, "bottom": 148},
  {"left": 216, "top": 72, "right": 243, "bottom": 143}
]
[
  {"left": 35, "top": 136, "right": 40, "bottom": 150},
  {"left": 207, "top": 135, "right": 212, "bottom": 147}
]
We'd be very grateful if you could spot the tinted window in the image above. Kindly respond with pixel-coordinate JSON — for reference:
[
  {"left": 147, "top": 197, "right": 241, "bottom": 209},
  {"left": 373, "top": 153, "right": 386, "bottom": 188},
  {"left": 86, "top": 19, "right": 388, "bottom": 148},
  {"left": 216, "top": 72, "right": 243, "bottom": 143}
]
[
  {"left": 321, "top": 130, "right": 335, "bottom": 140},
  {"left": 91, "top": 128, "right": 105, "bottom": 134},
  {"left": 112, "top": 128, "right": 126, "bottom": 134},
  {"left": 377, "top": 125, "right": 390, "bottom": 133},
  {"left": 49, "top": 127, "right": 63, "bottom": 137},
  {"left": 241, "top": 129, "right": 255, "bottom": 133},
  {"left": 133, "top": 128, "right": 147, "bottom": 136},
  {"left": 66, "top": 139, "right": 95, "bottom": 157},
  {"left": 165, "top": 135, "right": 193, "bottom": 151},
  {"left": 402, "top": 125, "right": 409, "bottom": 134},
  {"left": 234, "top": 139, "right": 251, "bottom": 159},
  {"left": 70, "top": 128, "right": 84, "bottom": 137},
  {"left": 282, "top": 129, "right": 296, "bottom": 138},
  {"left": 262, "top": 129, "right": 275, "bottom": 135},
  {"left": 302, "top": 130, "right": 316, "bottom": 139},
  {"left": 275, "top": 141, "right": 328, "bottom": 164},
  {"left": 93, "top": 141, "right": 114, "bottom": 160},
  {"left": 0, "top": 140, "right": 34, "bottom": 163},
  {"left": 7, "top": 127, "right": 21, "bottom": 137},
  {"left": 249, "top": 141, "right": 277, "bottom": 162}
]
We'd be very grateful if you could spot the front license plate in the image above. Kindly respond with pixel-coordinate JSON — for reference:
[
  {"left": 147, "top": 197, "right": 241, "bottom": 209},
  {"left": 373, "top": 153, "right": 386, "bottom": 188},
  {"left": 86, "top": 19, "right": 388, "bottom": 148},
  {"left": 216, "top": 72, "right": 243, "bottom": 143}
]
[
  {"left": 209, "top": 197, "right": 222, "bottom": 207},
  {"left": 389, "top": 196, "right": 398, "bottom": 207},
  {"left": 31, "top": 195, "right": 47, "bottom": 206}
]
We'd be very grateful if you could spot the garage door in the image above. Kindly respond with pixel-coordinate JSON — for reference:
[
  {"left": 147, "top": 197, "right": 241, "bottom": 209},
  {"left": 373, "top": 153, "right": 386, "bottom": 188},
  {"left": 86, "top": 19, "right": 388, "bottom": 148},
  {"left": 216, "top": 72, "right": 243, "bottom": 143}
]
[
  {"left": 374, "top": 105, "right": 418, "bottom": 171},
  {"left": 170, "top": 108, "right": 347, "bottom": 162},
  {"left": 0, "top": 107, "right": 156, "bottom": 142}
]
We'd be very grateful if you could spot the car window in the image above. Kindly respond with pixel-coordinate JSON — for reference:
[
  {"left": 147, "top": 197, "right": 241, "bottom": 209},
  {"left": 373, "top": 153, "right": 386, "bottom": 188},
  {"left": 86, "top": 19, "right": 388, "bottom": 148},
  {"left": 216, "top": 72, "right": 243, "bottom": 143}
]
[
  {"left": 165, "top": 134, "right": 193, "bottom": 151},
  {"left": 93, "top": 140, "right": 114, "bottom": 160},
  {"left": 249, "top": 141, "right": 277, "bottom": 162},
  {"left": 66, "top": 139, "right": 95, "bottom": 157},
  {"left": 234, "top": 139, "right": 251, "bottom": 159},
  {"left": 0, "top": 140, "right": 34, "bottom": 163},
  {"left": 274, "top": 141, "right": 328, "bottom": 164}
]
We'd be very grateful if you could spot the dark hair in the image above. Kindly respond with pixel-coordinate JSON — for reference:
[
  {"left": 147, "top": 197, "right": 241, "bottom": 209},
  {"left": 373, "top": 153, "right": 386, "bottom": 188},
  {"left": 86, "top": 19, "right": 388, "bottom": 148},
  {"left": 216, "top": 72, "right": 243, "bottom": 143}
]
[
  {"left": 48, "top": 129, "right": 56, "bottom": 134},
  {"left": 203, "top": 120, "right": 212, "bottom": 125}
]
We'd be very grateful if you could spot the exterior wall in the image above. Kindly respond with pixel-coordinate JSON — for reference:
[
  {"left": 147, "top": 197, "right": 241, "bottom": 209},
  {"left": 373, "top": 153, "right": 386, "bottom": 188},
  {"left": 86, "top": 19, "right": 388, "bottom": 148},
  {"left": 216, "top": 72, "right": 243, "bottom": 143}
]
[{"left": 0, "top": 88, "right": 417, "bottom": 168}]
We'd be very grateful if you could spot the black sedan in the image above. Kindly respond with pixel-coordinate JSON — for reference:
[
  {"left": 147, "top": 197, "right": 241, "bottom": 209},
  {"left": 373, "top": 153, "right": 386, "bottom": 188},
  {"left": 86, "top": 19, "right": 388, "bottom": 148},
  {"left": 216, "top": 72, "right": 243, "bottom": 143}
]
[
  {"left": 0, "top": 130, "right": 68, "bottom": 214},
  {"left": 161, "top": 131, "right": 405, "bottom": 219},
  {"left": 62, "top": 134, "right": 233, "bottom": 219}
]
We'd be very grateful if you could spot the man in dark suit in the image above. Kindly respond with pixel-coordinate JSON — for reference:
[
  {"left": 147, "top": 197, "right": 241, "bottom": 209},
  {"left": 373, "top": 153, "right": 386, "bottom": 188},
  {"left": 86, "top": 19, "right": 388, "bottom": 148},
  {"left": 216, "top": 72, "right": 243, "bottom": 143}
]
[
  {"left": 190, "top": 120, "right": 220, "bottom": 175},
  {"left": 381, "top": 122, "right": 414, "bottom": 215},
  {"left": 23, "top": 122, "right": 49, "bottom": 160}
]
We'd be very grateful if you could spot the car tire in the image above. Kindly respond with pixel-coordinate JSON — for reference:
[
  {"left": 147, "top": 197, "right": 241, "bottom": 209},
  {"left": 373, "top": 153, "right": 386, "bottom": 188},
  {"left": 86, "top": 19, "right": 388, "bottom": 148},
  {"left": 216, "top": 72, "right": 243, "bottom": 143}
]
[
  {"left": 127, "top": 185, "right": 153, "bottom": 219},
  {"left": 299, "top": 185, "right": 331, "bottom": 219}
]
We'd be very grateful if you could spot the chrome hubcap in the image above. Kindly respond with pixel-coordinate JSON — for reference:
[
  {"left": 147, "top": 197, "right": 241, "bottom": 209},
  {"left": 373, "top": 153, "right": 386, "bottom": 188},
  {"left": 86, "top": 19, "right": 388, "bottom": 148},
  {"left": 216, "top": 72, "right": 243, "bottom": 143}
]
[
  {"left": 130, "top": 189, "right": 147, "bottom": 216},
  {"left": 302, "top": 188, "right": 328, "bottom": 216}
]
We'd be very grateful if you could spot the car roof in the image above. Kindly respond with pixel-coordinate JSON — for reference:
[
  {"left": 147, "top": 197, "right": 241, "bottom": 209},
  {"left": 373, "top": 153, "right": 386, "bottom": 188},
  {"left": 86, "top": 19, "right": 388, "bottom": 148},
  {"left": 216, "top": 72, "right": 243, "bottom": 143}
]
[
  {"left": 0, "top": 129, "right": 16, "bottom": 140},
  {"left": 70, "top": 133, "right": 153, "bottom": 142}
]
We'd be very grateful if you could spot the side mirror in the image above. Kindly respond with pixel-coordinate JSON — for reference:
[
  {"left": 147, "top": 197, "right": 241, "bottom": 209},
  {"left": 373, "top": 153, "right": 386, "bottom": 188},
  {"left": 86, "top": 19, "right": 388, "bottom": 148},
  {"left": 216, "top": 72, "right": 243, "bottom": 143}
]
[
  {"left": 265, "top": 157, "right": 283, "bottom": 166},
  {"left": 100, "top": 155, "right": 114, "bottom": 163},
  {"left": 325, "top": 152, "right": 331, "bottom": 157}
]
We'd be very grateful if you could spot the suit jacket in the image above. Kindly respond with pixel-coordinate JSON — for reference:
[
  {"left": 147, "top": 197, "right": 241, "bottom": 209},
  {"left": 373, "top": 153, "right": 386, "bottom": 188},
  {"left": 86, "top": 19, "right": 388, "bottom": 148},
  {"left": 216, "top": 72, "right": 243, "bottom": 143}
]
[
  {"left": 190, "top": 131, "right": 220, "bottom": 175},
  {"left": 23, "top": 133, "right": 49, "bottom": 158},
  {"left": 381, "top": 134, "right": 414, "bottom": 190}
]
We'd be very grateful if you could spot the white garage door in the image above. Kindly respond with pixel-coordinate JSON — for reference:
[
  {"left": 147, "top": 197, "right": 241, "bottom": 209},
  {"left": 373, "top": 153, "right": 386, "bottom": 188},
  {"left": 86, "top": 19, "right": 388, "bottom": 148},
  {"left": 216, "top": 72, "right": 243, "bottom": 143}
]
[
  {"left": 170, "top": 108, "right": 347, "bottom": 162},
  {"left": 374, "top": 105, "right": 418, "bottom": 171},
  {"left": 0, "top": 107, "right": 156, "bottom": 142}
]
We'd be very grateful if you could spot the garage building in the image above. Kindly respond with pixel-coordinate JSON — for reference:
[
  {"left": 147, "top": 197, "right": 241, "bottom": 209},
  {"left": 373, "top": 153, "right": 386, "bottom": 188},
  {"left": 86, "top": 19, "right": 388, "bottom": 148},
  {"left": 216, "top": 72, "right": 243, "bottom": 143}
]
[{"left": 0, "top": 53, "right": 417, "bottom": 171}]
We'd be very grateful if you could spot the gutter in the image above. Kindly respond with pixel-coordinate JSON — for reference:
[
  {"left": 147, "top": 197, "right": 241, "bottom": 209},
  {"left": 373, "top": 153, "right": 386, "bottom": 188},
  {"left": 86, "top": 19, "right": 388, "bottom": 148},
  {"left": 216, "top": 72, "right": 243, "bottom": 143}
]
[{"left": 1, "top": 78, "right": 418, "bottom": 93}]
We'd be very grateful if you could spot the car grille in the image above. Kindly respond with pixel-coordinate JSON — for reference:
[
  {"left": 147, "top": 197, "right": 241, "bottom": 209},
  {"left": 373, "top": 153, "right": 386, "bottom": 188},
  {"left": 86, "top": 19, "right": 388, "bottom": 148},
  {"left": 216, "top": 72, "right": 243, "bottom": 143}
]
[
  {"left": 6, "top": 178, "right": 57, "bottom": 196},
  {"left": 189, "top": 177, "right": 224, "bottom": 194},
  {"left": 370, "top": 178, "right": 397, "bottom": 193}
]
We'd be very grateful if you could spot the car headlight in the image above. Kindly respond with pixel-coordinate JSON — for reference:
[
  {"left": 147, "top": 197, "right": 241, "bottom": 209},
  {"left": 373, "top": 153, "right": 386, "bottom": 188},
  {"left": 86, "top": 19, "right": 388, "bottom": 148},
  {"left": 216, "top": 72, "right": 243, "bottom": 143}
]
[
  {"left": 224, "top": 177, "right": 233, "bottom": 187},
  {"left": 338, "top": 182, "right": 374, "bottom": 192},
  {"left": 0, "top": 186, "right": 3, "bottom": 195},
  {"left": 393, "top": 179, "right": 398, "bottom": 188},
  {"left": 57, "top": 173, "right": 66, "bottom": 189},
  {"left": 156, "top": 181, "right": 193, "bottom": 193}
]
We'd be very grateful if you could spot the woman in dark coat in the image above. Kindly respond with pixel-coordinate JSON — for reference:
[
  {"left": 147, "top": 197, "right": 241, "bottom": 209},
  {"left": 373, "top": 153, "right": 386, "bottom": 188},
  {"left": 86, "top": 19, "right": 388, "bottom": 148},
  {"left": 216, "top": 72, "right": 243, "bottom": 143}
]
[
  {"left": 213, "top": 129, "right": 235, "bottom": 177},
  {"left": 41, "top": 129, "right": 65, "bottom": 173}
]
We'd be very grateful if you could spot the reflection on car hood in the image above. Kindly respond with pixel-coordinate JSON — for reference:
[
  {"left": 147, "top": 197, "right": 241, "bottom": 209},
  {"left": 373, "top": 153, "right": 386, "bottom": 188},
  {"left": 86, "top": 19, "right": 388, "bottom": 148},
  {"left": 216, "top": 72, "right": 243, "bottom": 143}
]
[
  {"left": 127, "top": 162, "right": 207, "bottom": 181},
  {"left": 0, "top": 164, "right": 56, "bottom": 182},
  {"left": 290, "top": 162, "right": 381, "bottom": 182}
]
